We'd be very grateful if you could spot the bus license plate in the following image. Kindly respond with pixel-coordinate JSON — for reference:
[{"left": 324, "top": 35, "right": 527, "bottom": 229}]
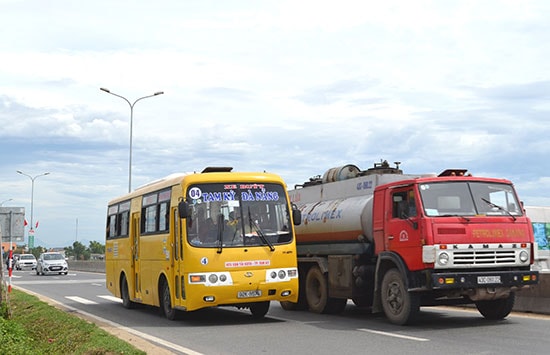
[
  {"left": 477, "top": 276, "right": 501, "bottom": 284},
  {"left": 238, "top": 290, "right": 262, "bottom": 299}
]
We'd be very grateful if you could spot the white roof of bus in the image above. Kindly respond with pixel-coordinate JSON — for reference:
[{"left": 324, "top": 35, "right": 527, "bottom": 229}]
[{"left": 134, "top": 172, "right": 191, "bottom": 190}]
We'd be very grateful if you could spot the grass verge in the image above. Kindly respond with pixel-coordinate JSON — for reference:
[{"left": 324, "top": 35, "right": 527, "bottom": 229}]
[{"left": 1, "top": 287, "right": 146, "bottom": 354}]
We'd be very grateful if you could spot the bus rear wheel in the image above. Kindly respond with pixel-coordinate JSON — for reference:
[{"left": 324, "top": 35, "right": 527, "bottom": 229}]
[
  {"left": 161, "top": 280, "right": 178, "bottom": 320},
  {"left": 120, "top": 274, "right": 135, "bottom": 309}
]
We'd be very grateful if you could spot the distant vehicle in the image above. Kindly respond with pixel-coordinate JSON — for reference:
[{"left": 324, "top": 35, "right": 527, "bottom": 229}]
[
  {"left": 36, "top": 252, "right": 68, "bottom": 275},
  {"left": 15, "top": 254, "right": 37, "bottom": 270}
]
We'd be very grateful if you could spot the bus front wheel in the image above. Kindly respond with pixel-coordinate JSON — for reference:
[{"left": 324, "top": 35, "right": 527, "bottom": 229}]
[
  {"left": 250, "top": 301, "right": 270, "bottom": 318},
  {"left": 161, "top": 280, "right": 178, "bottom": 320}
]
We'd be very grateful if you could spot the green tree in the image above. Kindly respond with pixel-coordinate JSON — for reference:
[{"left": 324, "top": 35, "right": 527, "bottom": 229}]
[
  {"left": 65, "top": 241, "right": 89, "bottom": 260},
  {"left": 29, "top": 246, "right": 46, "bottom": 259},
  {"left": 88, "top": 241, "right": 105, "bottom": 254}
]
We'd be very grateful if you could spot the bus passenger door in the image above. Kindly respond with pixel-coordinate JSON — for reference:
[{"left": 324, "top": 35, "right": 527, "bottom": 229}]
[
  {"left": 173, "top": 206, "right": 184, "bottom": 307},
  {"left": 132, "top": 212, "right": 142, "bottom": 301}
]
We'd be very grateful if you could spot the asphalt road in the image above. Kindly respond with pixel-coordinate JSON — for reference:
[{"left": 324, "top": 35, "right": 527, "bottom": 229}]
[{"left": 5, "top": 268, "right": 550, "bottom": 355}]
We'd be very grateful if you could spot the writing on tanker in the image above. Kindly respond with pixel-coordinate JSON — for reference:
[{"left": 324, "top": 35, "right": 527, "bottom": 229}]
[{"left": 303, "top": 208, "right": 343, "bottom": 224}]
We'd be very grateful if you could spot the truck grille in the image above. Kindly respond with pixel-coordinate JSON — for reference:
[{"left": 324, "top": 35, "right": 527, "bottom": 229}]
[{"left": 453, "top": 250, "right": 516, "bottom": 266}]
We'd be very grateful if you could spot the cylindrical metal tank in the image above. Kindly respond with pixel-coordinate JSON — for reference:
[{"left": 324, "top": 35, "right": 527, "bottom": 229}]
[
  {"left": 295, "top": 194, "right": 374, "bottom": 244},
  {"left": 322, "top": 165, "right": 361, "bottom": 183}
]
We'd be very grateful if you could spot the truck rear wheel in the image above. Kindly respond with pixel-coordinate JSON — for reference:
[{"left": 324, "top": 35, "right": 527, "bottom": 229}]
[
  {"left": 380, "top": 268, "right": 419, "bottom": 325},
  {"left": 475, "top": 293, "right": 515, "bottom": 320},
  {"left": 280, "top": 269, "right": 308, "bottom": 311},
  {"left": 305, "top": 266, "right": 347, "bottom": 314}
]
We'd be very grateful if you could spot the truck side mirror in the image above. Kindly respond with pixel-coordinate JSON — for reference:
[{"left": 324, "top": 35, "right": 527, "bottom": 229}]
[
  {"left": 178, "top": 201, "right": 190, "bottom": 219},
  {"left": 292, "top": 204, "right": 302, "bottom": 226}
]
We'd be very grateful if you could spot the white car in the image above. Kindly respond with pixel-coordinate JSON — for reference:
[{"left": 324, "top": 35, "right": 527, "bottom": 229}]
[
  {"left": 36, "top": 252, "right": 69, "bottom": 275},
  {"left": 15, "top": 254, "right": 37, "bottom": 270}
]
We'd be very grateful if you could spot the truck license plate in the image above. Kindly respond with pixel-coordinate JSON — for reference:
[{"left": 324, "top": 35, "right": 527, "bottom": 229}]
[
  {"left": 237, "top": 290, "right": 262, "bottom": 299},
  {"left": 477, "top": 276, "right": 501, "bottom": 284}
]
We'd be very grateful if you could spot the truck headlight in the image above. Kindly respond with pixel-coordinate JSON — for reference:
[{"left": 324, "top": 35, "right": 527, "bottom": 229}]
[
  {"left": 519, "top": 250, "right": 529, "bottom": 263},
  {"left": 438, "top": 252, "right": 450, "bottom": 266}
]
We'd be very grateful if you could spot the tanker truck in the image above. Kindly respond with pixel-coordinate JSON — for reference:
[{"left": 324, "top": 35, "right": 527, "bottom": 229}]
[{"left": 283, "top": 161, "right": 539, "bottom": 325}]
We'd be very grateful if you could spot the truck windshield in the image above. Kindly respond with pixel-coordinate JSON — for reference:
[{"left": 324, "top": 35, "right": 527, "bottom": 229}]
[
  {"left": 419, "top": 181, "right": 523, "bottom": 217},
  {"left": 186, "top": 182, "right": 292, "bottom": 248}
]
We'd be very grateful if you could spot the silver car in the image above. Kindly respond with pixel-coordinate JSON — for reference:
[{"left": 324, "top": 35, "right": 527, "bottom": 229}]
[
  {"left": 36, "top": 252, "right": 69, "bottom": 275},
  {"left": 15, "top": 254, "right": 37, "bottom": 270}
]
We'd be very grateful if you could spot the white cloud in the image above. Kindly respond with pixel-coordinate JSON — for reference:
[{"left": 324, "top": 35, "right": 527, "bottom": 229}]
[{"left": 1, "top": 0, "right": 550, "bottom": 247}]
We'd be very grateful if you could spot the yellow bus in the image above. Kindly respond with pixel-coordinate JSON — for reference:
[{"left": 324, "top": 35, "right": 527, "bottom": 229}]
[{"left": 105, "top": 167, "right": 301, "bottom": 319}]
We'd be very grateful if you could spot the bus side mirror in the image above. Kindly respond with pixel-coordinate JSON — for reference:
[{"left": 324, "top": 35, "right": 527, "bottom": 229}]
[
  {"left": 178, "top": 201, "right": 190, "bottom": 219},
  {"left": 292, "top": 204, "right": 302, "bottom": 226}
]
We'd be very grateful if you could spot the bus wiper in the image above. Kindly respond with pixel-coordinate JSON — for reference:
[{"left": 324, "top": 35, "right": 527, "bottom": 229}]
[
  {"left": 248, "top": 208, "right": 275, "bottom": 251},
  {"left": 481, "top": 198, "right": 516, "bottom": 221},
  {"left": 216, "top": 214, "right": 224, "bottom": 254}
]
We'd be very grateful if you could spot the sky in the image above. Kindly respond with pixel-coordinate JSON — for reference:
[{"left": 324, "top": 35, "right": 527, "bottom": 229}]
[{"left": 1, "top": 0, "right": 550, "bottom": 248}]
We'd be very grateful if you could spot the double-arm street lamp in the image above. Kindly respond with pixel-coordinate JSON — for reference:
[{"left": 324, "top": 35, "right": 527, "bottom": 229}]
[
  {"left": 100, "top": 87, "right": 164, "bottom": 192},
  {"left": 17, "top": 171, "right": 50, "bottom": 247}
]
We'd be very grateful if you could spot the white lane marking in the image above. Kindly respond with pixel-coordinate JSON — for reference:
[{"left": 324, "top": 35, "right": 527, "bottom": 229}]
[
  {"left": 66, "top": 296, "right": 98, "bottom": 305},
  {"left": 358, "top": 328, "right": 430, "bottom": 342},
  {"left": 99, "top": 295, "right": 123, "bottom": 303},
  {"left": 13, "top": 278, "right": 105, "bottom": 285}
]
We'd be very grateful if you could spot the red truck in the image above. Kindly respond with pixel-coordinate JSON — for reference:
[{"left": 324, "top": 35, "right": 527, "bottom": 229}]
[{"left": 284, "top": 161, "right": 539, "bottom": 324}]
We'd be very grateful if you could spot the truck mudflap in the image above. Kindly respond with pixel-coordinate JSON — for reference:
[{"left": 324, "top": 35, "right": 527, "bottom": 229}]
[{"left": 430, "top": 270, "right": 539, "bottom": 290}]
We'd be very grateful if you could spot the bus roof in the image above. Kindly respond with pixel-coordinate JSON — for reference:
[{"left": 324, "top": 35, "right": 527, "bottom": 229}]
[{"left": 107, "top": 170, "right": 287, "bottom": 205}]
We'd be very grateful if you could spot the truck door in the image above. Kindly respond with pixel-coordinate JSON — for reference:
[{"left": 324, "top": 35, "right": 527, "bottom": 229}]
[{"left": 385, "top": 187, "right": 422, "bottom": 270}]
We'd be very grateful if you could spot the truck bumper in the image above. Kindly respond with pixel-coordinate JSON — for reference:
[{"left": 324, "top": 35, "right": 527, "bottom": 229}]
[{"left": 430, "top": 270, "right": 539, "bottom": 290}]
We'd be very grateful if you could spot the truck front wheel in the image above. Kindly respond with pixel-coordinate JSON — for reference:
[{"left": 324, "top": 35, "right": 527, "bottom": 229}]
[
  {"left": 380, "top": 268, "right": 419, "bottom": 325},
  {"left": 475, "top": 292, "right": 515, "bottom": 320}
]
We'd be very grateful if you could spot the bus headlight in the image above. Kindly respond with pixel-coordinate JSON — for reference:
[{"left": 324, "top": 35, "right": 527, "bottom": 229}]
[
  {"left": 209, "top": 274, "right": 218, "bottom": 283},
  {"left": 265, "top": 268, "right": 297, "bottom": 282},
  {"left": 519, "top": 250, "right": 529, "bottom": 263},
  {"left": 438, "top": 252, "right": 450, "bottom": 266}
]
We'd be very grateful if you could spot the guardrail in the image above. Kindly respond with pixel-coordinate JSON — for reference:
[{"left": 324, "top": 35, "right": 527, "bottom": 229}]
[{"left": 68, "top": 260, "right": 550, "bottom": 315}]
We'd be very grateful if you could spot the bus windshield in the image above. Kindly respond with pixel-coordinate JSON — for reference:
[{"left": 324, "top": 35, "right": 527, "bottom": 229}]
[
  {"left": 186, "top": 183, "right": 292, "bottom": 248},
  {"left": 419, "top": 181, "right": 523, "bottom": 217}
]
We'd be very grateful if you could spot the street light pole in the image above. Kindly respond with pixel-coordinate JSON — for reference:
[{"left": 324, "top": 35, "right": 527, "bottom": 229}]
[
  {"left": 16, "top": 171, "right": 50, "bottom": 248},
  {"left": 100, "top": 87, "right": 164, "bottom": 192}
]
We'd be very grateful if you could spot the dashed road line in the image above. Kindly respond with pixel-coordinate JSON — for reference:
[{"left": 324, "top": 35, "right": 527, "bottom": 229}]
[
  {"left": 99, "top": 295, "right": 122, "bottom": 303},
  {"left": 358, "top": 328, "right": 430, "bottom": 342},
  {"left": 66, "top": 296, "right": 98, "bottom": 305}
]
